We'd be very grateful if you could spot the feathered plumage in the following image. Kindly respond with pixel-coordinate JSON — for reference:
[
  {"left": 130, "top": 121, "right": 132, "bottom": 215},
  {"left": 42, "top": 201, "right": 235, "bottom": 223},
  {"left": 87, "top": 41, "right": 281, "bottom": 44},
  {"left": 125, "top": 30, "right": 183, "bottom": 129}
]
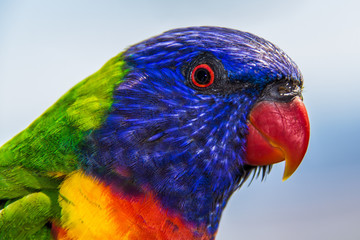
[{"left": 0, "top": 27, "right": 309, "bottom": 240}]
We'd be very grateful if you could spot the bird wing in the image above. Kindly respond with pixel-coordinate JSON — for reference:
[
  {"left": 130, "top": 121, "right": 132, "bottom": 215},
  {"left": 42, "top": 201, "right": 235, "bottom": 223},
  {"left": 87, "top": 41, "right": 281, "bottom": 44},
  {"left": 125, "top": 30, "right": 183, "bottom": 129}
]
[{"left": 0, "top": 53, "right": 127, "bottom": 239}]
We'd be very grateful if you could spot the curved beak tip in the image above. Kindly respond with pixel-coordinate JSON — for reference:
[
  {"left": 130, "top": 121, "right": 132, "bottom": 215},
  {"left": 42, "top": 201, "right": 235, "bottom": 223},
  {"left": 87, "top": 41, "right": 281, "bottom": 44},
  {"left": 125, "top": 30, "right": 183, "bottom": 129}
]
[{"left": 282, "top": 162, "right": 297, "bottom": 181}]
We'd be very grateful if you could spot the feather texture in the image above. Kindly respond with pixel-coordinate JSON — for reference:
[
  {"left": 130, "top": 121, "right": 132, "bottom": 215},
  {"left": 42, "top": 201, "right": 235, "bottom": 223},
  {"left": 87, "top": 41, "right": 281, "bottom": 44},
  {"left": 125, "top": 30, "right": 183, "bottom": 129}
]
[{"left": 0, "top": 27, "right": 305, "bottom": 239}]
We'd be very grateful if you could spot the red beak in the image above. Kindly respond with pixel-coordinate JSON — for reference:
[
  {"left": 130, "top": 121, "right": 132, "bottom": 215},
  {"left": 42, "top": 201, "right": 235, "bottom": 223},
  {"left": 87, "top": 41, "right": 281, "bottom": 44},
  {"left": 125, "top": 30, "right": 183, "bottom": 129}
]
[{"left": 245, "top": 97, "right": 310, "bottom": 180}]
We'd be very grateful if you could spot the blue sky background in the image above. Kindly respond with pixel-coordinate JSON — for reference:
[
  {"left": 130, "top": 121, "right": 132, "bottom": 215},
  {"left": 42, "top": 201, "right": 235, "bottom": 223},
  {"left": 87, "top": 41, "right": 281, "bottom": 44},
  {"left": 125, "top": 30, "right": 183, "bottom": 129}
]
[{"left": 0, "top": 0, "right": 359, "bottom": 239}]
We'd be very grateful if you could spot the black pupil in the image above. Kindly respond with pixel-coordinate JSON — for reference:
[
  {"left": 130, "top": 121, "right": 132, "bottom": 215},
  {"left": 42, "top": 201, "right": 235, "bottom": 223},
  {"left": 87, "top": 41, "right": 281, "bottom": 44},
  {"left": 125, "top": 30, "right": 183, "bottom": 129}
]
[{"left": 194, "top": 68, "right": 210, "bottom": 85}]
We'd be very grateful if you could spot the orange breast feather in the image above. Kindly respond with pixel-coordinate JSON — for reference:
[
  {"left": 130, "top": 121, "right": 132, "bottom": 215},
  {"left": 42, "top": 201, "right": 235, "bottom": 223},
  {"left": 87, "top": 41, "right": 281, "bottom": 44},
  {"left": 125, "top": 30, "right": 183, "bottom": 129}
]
[{"left": 54, "top": 171, "right": 209, "bottom": 240}]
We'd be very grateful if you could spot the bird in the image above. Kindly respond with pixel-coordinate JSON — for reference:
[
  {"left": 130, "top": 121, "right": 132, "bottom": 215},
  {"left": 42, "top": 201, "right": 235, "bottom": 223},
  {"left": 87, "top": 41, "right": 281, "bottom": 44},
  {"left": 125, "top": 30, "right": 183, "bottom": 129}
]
[{"left": 0, "top": 27, "right": 310, "bottom": 240}]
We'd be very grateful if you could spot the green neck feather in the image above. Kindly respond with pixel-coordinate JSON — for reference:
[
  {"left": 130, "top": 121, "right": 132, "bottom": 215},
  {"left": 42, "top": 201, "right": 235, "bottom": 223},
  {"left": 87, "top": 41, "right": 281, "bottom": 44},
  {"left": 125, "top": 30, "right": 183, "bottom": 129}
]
[{"left": 0, "top": 53, "right": 127, "bottom": 175}]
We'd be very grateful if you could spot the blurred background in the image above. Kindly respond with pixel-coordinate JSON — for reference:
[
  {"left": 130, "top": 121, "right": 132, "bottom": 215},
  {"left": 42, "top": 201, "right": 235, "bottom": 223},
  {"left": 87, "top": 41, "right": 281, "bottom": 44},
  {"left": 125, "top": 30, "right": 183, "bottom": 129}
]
[{"left": 0, "top": 0, "right": 359, "bottom": 239}]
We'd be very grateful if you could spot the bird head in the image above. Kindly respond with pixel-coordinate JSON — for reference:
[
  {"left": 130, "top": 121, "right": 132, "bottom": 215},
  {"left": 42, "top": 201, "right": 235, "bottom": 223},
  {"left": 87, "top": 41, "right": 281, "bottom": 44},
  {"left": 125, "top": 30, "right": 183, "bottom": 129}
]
[{"left": 84, "top": 27, "right": 310, "bottom": 234}]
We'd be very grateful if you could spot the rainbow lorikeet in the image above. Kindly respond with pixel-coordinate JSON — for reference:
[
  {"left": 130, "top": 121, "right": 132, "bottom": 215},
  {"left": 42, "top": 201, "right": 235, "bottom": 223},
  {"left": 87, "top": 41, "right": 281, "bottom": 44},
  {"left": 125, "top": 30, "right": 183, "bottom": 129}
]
[{"left": 0, "top": 27, "right": 310, "bottom": 240}]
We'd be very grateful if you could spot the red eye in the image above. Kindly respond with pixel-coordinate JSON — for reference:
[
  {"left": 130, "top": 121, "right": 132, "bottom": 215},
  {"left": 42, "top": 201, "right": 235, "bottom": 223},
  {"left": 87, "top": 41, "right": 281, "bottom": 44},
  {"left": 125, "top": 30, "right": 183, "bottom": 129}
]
[{"left": 191, "top": 64, "right": 214, "bottom": 88}]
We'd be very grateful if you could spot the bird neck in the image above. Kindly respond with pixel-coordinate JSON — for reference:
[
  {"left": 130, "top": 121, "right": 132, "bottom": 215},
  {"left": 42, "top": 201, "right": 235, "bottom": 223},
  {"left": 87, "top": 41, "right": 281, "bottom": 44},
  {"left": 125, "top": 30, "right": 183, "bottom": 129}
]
[
  {"left": 81, "top": 69, "right": 258, "bottom": 235},
  {"left": 0, "top": 53, "right": 127, "bottom": 176}
]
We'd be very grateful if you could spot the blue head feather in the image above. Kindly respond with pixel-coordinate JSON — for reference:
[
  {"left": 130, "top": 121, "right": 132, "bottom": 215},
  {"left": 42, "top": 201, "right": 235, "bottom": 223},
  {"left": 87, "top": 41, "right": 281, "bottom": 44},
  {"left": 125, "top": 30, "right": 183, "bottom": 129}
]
[{"left": 82, "top": 27, "right": 302, "bottom": 235}]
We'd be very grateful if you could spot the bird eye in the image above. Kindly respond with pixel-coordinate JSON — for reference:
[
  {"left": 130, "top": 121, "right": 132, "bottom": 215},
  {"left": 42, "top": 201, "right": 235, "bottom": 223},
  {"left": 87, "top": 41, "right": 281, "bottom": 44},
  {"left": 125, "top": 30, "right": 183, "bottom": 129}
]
[{"left": 191, "top": 64, "right": 214, "bottom": 88}]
